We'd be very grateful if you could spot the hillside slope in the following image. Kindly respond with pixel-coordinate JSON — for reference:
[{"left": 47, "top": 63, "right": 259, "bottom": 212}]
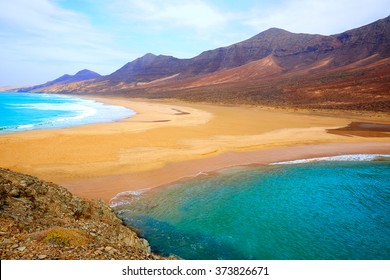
[{"left": 0, "top": 168, "right": 173, "bottom": 260}]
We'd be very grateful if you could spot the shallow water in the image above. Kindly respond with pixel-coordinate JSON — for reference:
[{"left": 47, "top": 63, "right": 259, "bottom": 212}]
[
  {"left": 0, "top": 92, "right": 135, "bottom": 133},
  {"left": 114, "top": 156, "right": 390, "bottom": 260}
]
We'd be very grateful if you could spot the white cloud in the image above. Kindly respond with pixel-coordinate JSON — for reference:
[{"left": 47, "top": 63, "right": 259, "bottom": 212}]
[
  {"left": 243, "top": 0, "right": 390, "bottom": 35},
  {"left": 109, "top": 0, "right": 228, "bottom": 31},
  {"left": 0, "top": 0, "right": 130, "bottom": 85}
]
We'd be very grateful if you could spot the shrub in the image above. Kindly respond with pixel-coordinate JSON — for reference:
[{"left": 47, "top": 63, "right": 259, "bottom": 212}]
[{"left": 41, "top": 227, "right": 88, "bottom": 246}]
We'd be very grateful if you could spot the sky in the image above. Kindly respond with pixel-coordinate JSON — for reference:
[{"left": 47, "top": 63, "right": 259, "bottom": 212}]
[{"left": 0, "top": 0, "right": 389, "bottom": 86}]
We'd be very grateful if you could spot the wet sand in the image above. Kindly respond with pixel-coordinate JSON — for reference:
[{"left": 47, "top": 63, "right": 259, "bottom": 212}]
[
  {"left": 0, "top": 96, "right": 389, "bottom": 202},
  {"left": 327, "top": 122, "right": 390, "bottom": 137},
  {"left": 66, "top": 142, "right": 390, "bottom": 203}
]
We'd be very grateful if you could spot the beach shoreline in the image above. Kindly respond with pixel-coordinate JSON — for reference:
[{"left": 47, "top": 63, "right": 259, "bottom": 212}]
[
  {"left": 64, "top": 142, "right": 390, "bottom": 203},
  {"left": 0, "top": 95, "right": 389, "bottom": 202}
]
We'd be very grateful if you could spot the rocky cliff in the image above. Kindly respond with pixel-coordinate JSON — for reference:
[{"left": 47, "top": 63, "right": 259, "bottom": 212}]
[{"left": 0, "top": 168, "right": 172, "bottom": 260}]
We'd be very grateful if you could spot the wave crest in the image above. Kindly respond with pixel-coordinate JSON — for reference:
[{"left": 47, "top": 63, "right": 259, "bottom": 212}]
[{"left": 271, "top": 154, "right": 390, "bottom": 165}]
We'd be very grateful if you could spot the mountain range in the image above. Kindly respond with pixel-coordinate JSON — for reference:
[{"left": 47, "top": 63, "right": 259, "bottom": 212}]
[
  {"left": 18, "top": 69, "right": 101, "bottom": 92},
  {"left": 16, "top": 15, "right": 390, "bottom": 111}
]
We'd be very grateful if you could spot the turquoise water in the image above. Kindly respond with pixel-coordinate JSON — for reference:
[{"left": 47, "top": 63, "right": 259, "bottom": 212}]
[
  {"left": 114, "top": 156, "right": 390, "bottom": 260},
  {"left": 0, "top": 92, "right": 135, "bottom": 133}
]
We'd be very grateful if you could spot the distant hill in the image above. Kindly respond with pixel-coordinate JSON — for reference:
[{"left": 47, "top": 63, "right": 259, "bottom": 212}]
[
  {"left": 16, "top": 15, "right": 390, "bottom": 111},
  {"left": 0, "top": 86, "right": 20, "bottom": 91},
  {"left": 17, "top": 69, "right": 101, "bottom": 92}
]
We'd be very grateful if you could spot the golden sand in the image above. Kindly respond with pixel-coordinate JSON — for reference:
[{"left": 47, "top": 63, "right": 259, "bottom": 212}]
[{"left": 0, "top": 96, "right": 389, "bottom": 202}]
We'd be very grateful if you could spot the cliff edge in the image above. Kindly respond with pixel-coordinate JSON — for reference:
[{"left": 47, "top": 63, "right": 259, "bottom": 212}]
[{"left": 0, "top": 168, "right": 171, "bottom": 260}]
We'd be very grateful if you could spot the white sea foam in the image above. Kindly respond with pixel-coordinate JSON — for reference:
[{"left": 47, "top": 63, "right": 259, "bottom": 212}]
[
  {"left": 20, "top": 102, "right": 97, "bottom": 122},
  {"left": 16, "top": 102, "right": 81, "bottom": 111},
  {"left": 54, "top": 105, "right": 97, "bottom": 122},
  {"left": 2, "top": 93, "right": 136, "bottom": 133},
  {"left": 110, "top": 189, "right": 149, "bottom": 208},
  {"left": 17, "top": 124, "right": 35, "bottom": 129},
  {"left": 270, "top": 154, "right": 390, "bottom": 165}
]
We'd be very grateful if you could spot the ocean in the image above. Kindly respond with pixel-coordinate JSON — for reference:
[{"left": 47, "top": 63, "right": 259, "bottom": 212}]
[
  {"left": 113, "top": 155, "right": 390, "bottom": 260},
  {"left": 0, "top": 92, "right": 135, "bottom": 133}
]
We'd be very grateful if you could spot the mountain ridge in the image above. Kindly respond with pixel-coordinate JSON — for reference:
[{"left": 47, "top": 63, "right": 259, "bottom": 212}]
[
  {"left": 17, "top": 69, "right": 101, "bottom": 92},
  {"left": 14, "top": 15, "right": 390, "bottom": 111}
]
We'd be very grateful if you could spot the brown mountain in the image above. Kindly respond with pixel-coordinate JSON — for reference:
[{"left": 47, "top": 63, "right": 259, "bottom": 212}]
[
  {"left": 102, "top": 28, "right": 339, "bottom": 84},
  {"left": 102, "top": 15, "right": 389, "bottom": 83},
  {"left": 19, "top": 15, "right": 390, "bottom": 111},
  {"left": 17, "top": 69, "right": 101, "bottom": 92},
  {"left": 106, "top": 53, "right": 187, "bottom": 83}
]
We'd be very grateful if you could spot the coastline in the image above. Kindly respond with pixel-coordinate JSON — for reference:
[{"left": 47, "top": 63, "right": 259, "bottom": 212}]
[
  {"left": 0, "top": 92, "right": 136, "bottom": 134},
  {"left": 0, "top": 95, "right": 389, "bottom": 202},
  {"left": 66, "top": 142, "right": 390, "bottom": 203}
]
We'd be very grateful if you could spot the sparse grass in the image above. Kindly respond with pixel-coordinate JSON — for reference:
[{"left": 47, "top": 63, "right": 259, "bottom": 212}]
[{"left": 37, "top": 227, "right": 88, "bottom": 247}]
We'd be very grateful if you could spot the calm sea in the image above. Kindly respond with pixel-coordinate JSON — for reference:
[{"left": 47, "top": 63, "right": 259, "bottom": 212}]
[
  {"left": 114, "top": 155, "right": 390, "bottom": 260},
  {"left": 0, "top": 92, "right": 135, "bottom": 133}
]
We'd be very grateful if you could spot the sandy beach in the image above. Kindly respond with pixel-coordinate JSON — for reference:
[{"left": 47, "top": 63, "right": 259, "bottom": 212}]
[{"left": 0, "top": 96, "right": 389, "bottom": 202}]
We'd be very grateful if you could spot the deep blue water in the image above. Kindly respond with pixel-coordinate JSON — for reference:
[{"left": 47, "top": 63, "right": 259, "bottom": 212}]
[
  {"left": 114, "top": 156, "right": 390, "bottom": 260},
  {"left": 0, "top": 92, "right": 135, "bottom": 133}
]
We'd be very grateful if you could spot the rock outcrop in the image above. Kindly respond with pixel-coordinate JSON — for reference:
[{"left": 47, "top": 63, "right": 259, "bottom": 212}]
[{"left": 0, "top": 168, "right": 172, "bottom": 260}]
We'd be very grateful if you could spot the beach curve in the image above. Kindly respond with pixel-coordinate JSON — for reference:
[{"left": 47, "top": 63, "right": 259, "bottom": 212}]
[{"left": 0, "top": 95, "right": 389, "bottom": 202}]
